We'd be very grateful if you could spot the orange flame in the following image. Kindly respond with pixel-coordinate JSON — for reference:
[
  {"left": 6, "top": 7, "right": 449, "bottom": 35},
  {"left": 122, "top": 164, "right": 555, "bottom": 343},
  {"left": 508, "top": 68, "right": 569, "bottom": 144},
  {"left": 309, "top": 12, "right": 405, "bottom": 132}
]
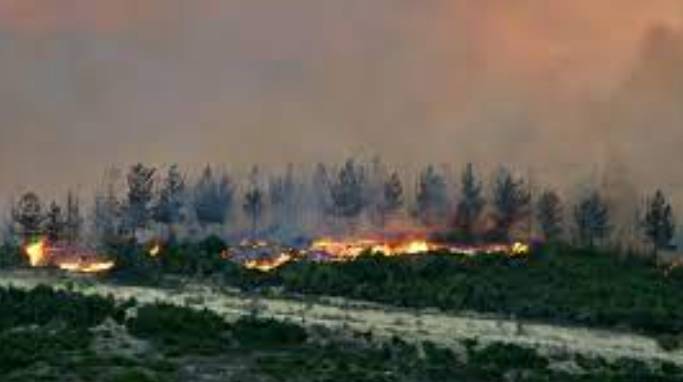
[
  {"left": 25, "top": 239, "right": 48, "bottom": 267},
  {"left": 58, "top": 260, "right": 116, "bottom": 273},
  {"left": 244, "top": 252, "right": 293, "bottom": 272}
]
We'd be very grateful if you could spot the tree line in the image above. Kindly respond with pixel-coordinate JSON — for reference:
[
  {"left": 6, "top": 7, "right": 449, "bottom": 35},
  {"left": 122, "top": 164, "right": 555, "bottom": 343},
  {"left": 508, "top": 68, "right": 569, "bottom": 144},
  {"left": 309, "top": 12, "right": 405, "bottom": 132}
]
[{"left": 4, "top": 159, "right": 677, "bottom": 256}]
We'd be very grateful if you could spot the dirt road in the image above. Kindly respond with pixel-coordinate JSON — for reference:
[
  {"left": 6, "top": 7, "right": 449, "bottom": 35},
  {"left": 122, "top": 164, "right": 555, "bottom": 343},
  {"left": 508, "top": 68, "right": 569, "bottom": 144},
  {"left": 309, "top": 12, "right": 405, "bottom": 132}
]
[{"left": 2, "top": 270, "right": 682, "bottom": 366}]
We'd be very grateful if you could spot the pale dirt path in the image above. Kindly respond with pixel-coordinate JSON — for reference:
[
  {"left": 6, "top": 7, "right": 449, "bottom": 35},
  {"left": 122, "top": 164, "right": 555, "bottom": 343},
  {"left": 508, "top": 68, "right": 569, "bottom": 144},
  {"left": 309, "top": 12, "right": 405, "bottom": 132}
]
[{"left": 1, "top": 270, "right": 682, "bottom": 366}]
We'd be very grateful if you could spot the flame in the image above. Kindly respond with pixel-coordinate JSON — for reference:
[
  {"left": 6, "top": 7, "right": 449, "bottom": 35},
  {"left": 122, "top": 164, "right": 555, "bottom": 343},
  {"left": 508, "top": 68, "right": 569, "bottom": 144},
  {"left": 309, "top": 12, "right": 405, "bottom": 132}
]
[
  {"left": 58, "top": 260, "right": 115, "bottom": 273},
  {"left": 149, "top": 243, "right": 161, "bottom": 257},
  {"left": 23, "top": 237, "right": 115, "bottom": 273},
  {"left": 510, "top": 242, "right": 531, "bottom": 257},
  {"left": 244, "top": 252, "right": 293, "bottom": 272},
  {"left": 25, "top": 239, "right": 48, "bottom": 267}
]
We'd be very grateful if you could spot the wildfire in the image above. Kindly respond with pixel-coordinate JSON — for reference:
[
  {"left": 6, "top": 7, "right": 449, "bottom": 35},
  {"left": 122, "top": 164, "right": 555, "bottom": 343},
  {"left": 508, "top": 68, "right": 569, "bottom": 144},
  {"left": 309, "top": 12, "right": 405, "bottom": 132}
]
[
  {"left": 149, "top": 243, "right": 161, "bottom": 257},
  {"left": 25, "top": 239, "right": 48, "bottom": 267},
  {"left": 510, "top": 242, "right": 531, "bottom": 257},
  {"left": 22, "top": 238, "right": 115, "bottom": 274},
  {"left": 244, "top": 252, "right": 293, "bottom": 272},
  {"left": 309, "top": 237, "right": 529, "bottom": 262},
  {"left": 58, "top": 260, "right": 116, "bottom": 274}
]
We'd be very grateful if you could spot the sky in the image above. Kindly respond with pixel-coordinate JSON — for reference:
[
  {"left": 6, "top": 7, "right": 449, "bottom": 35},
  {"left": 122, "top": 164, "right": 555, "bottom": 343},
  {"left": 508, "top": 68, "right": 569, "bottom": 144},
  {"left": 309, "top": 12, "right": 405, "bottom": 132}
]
[{"left": 0, "top": 0, "right": 682, "bottom": 221}]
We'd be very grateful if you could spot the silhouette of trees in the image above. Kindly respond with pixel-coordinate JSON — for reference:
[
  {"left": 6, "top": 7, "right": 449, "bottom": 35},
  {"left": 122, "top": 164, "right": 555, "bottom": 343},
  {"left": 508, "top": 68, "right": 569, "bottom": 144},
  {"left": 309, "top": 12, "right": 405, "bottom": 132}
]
[
  {"left": 93, "top": 169, "right": 123, "bottom": 244},
  {"left": 12, "top": 192, "right": 44, "bottom": 240},
  {"left": 536, "top": 189, "right": 564, "bottom": 242},
  {"left": 574, "top": 190, "right": 611, "bottom": 248},
  {"left": 378, "top": 171, "right": 404, "bottom": 226},
  {"left": 125, "top": 163, "right": 156, "bottom": 236},
  {"left": 155, "top": 164, "right": 186, "bottom": 234},
  {"left": 269, "top": 164, "right": 296, "bottom": 227},
  {"left": 491, "top": 167, "right": 531, "bottom": 241},
  {"left": 193, "top": 166, "right": 234, "bottom": 229},
  {"left": 64, "top": 191, "right": 82, "bottom": 244},
  {"left": 44, "top": 201, "right": 65, "bottom": 242},
  {"left": 642, "top": 189, "right": 675, "bottom": 255},
  {"left": 330, "top": 159, "right": 367, "bottom": 222},
  {"left": 244, "top": 167, "right": 265, "bottom": 234},
  {"left": 415, "top": 165, "right": 449, "bottom": 226},
  {"left": 455, "top": 163, "right": 484, "bottom": 241}
]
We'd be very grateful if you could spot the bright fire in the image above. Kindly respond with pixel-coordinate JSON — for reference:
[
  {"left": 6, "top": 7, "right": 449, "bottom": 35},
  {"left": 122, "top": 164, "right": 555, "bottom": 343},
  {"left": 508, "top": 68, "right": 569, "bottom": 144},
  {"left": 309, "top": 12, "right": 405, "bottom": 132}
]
[
  {"left": 58, "top": 260, "right": 116, "bottom": 274},
  {"left": 25, "top": 239, "right": 48, "bottom": 267},
  {"left": 309, "top": 237, "right": 530, "bottom": 263},
  {"left": 22, "top": 238, "right": 115, "bottom": 274},
  {"left": 310, "top": 238, "right": 438, "bottom": 261},
  {"left": 244, "top": 252, "right": 294, "bottom": 272},
  {"left": 149, "top": 243, "right": 161, "bottom": 257}
]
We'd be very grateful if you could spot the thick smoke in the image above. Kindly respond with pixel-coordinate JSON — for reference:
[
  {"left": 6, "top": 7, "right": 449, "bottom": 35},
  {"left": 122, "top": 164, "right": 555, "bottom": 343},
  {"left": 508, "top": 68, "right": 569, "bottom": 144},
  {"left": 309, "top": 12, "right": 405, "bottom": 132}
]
[{"left": 0, "top": 1, "right": 682, "bottom": 243}]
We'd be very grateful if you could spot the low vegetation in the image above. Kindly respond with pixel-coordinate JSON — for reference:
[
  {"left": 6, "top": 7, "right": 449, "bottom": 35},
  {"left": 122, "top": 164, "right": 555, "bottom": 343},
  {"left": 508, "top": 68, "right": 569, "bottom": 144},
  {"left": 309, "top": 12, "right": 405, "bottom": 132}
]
[{"left": 0, "top": 285, "right": 680, "bottom": 381}]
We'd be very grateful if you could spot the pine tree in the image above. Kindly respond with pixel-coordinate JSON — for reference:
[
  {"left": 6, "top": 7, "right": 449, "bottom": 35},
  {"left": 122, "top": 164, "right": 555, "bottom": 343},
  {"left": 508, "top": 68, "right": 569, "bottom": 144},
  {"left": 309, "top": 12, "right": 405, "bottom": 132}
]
[
  {"left": 243, "top": 166, "right": 265, "bottom": 234},
  {"left": 312, "top": 162, "right": 331, "bottom": 216},
  {"left": 330, "top": 159, "right": 367, "bottom": 221},
  {"left": 93, "top": 168, "right": 123, "bottom": 244},
  {"left": 155, "top": 164, "right": 186, "bottom": 226},
  {"left": 415, "top": 165, "right": 449, "bottom": 226},
  {"left": 573, "top": 190, "right": 611, "bottom": 248},
  {"left": 193, "top": 165, "right": 234, "bottom": 228},
  {"left": 378, "top": 171, "right": 404, "bottom": 225},
  {"left": 536, "top": 189, "right": 564, "bottom": 242},
  {"left": 269, "top": 164, "right": 296, "bottom": 226},
  {"left": 64, "top": 191, "right": 82, "bottom": 243},
  {"left": 44, "top": 201, "right": 65, "bottom": 242},
  {"left": 642, "top": 189, "right": 675, "bottom": 254},
  {"left": 12, "top": 192, "right": 44, "bottom": 241},
  {"left": 125, "top": 163, "right": 156, "bottom": 235},
  {"left": 491, "top": 167, "right": 531, "bottom": 241},
  {"left": 455, "top": 163, "right": 484, "bottom": 241}
]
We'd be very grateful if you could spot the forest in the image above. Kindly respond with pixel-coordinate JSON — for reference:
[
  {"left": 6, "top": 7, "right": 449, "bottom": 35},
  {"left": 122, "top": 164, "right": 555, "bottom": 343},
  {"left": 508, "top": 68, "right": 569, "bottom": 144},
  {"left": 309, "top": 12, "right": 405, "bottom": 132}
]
[{"left": 0, "top": 159, "right": 681, "bottom": 351}]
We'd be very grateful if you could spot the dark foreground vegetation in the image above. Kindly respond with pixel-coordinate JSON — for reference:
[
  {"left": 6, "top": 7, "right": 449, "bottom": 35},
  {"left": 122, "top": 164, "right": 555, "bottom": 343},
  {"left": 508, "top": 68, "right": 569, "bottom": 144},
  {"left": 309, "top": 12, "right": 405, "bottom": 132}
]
[
  {"left": 267, "top": 245, "right": 683, "bottom": 339},
  {"left": 0, "top": 285, "right": 680, "bottom": 382},
  {"left": 97, "top": 238, "right": 683, "bottom": 343}
]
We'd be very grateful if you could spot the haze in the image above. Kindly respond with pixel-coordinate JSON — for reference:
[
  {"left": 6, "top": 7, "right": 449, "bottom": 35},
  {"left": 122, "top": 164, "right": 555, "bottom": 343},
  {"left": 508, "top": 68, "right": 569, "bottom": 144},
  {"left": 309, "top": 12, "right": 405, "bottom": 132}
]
[{"left": 0, "top": 0, "right": 682, "bottom": 218}]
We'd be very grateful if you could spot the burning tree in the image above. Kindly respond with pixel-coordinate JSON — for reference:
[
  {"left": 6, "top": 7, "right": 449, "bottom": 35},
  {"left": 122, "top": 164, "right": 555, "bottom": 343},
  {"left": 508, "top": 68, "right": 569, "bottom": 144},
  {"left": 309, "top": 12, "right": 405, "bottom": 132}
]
[
  {"left": 415, "top": 165, "right": 449, "bottom": 226},
  {"left": 12, "top": 192, "right": 44, "bottom": 241},
  {"left": 455, "top": 163, "right": 484, "bottom": 242},
  {"left": 573, "top": 190, "right": 611, "bottom": 248},
  {"left": 44, "top": 201, "right": 65, "bottom": 242},
  {"left": 125, "top": 163, "right": 156, "bottom": 236},
  {"left": 491, "top": 167, "right": 531, "bottom": 241},
  {"left": 641, "top": 189, "right": 676, "bottom": 255},
  {"left": 155, "top": 164, "right": 186, "bottom": 238},
  {"left": 536, "top": 189, "right": 564, "bottom": 242},
  {"left": 329, "top": 159, "right": 367, "bottom": 225},
  {"left": 243, "top": 166, "right": 265, "bottom": 234},
  {"left": 193, "top": 166, "right": 234, "bottom": 230}
]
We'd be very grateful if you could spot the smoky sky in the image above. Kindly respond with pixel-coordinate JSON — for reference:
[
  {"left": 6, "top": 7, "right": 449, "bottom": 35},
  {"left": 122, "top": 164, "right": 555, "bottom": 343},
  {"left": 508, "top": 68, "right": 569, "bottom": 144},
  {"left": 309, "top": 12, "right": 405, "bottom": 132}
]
[{"left": 0, "top": 0, "right": 682, "bottom": 213}]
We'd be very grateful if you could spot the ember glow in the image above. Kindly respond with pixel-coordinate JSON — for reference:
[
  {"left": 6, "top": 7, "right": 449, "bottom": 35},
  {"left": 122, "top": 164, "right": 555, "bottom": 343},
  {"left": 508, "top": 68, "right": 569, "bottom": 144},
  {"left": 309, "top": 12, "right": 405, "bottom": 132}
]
[{"left": 22, "top": 238, "right": 115, "bottom": 274}]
